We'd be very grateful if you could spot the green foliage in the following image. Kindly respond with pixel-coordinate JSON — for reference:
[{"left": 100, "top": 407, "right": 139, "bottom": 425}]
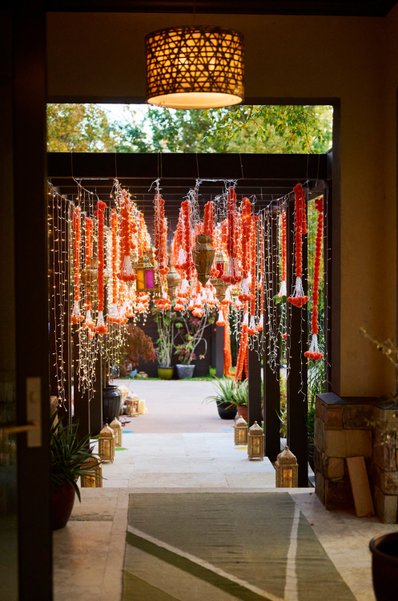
[
  {"left": 206, "top": 378, "right": 248, "bottom": 407},
  {"left": 47, "top": 103, "right": 333, "bottom": 154},
  {"left": 50, "top": 413, "right": 99, "bottom": 501}
]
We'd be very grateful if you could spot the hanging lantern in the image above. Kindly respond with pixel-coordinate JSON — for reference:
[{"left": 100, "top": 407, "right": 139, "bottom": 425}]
[
  {"left": 98, "top": 423, "right": 115, "bottom": 463},
  {"left": 212, "top": 249, "right": 228, "bottom": 299},
  {"left": 275, "top": 446, "right": 299, "bottom": 488},
  {"left": 167, "top": 263, "right": 181, "bottom": 298},
  {"left": 110, "top": 417, "right": 123, "bottom": 447},
  {"left": 247, "top": 421, "right": 264, "bottom": 461},
  {"left": 135, "top": 250, "right": 156, "bottom": 292},
  {"left": 193, "top": 234, "right": 216, "bottom": 285},
  {"left": 234, "top": 415, "right": 248, "bottom": 446},
  {"left": 80, "top": 455, "right": 103, "bottom": 488},
  {"left": 145, "top": 26, "right": 245, "bottom": 109}
]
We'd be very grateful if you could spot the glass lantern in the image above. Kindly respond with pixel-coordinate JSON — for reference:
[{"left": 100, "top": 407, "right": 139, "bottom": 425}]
[
  {"left": 234, "top": 415, "right": 248, "bottom": 445},
  {"left": 247, "top": 421, "right": 264, "bottom": 460},
  {"left": 110, "top": 416, "right": 123, "bottom": 447},
  {"left": 80, "top": 455, "right": 103, "bottom": 488},
  {"left": 98, "top": 423, "right": 115, "bottom": 463},
  {"left": 275, "top": 446, "right": 298, "bottom": 487}
]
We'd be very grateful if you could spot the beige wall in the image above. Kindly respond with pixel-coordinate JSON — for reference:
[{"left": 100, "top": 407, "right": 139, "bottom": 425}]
[{"left": 47, "top": 12, "right": 397, "bottom": 397}]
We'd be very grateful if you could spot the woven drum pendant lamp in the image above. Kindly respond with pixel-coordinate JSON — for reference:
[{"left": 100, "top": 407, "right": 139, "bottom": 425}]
[{"left": 145, "top": 26, "right": 245, "bottom": 109}]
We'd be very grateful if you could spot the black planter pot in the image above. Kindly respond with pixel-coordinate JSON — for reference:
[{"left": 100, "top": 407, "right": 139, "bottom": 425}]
[
  {"left": 370, "top": 532, "right": 398, "bottom": 601},
  {"left": 103, "top": 384, "right": 121, "bottom": 423},
  {"left": 51, "top": 482, "right": 76, "bottom": 530},
  {"left": 216, "top": 401, "right": 237, "bottom": 420}
]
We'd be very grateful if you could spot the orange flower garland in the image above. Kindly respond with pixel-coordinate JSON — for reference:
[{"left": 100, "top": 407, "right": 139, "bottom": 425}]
[
  {"left": 118, "top": 194, "right": 136, "bottom": 282},
  {"left": 235, "top": 311, "right": 249, "bottom": 381},
  {"left": 181, "top": 199, "right": 195, "bottom": 281},
  {"left": 94, "top": 200, "right": 107, "bottom": 334},
  {"left": 203, "top": 200, "right": 214, "bottom": 243},
  {"left": 278, "top": 210, "right": 287, "bottom": 297},
  {"left": 154, "top": 194, "right": 169, "bottom": 277},
  {"left": 83, "top": 216, "right": 95, "bottom": 331},
  {"left": 222, "top": 187, "right": 241, "bottom": 284},
  {"left": 287, "top": 183, "right": 309, "bottom": 308},
  {"left": 107, "top": 208, "right": 121, "bottom": 323},
  {"left": 248, "top": 215, "right": 258, "bottom": 335},
  {"left": 304, "top": 196, "right": 324, "bottom": 361},
  {"left": 71, "top": 206, "right": 84, "bottom": 324}
]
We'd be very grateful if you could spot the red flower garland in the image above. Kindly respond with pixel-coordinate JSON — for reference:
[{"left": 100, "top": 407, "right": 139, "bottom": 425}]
[
  {"left": 118, "top": 195, "right": 136, "bottom": 282},
  {"left": 304, "top": 196, "right": 324, "bottom": 361},
  {"left": 181, "top": 199, "right": 195, "bottom": 281},
  {"left": 222, "top": 187, "right": 242, "bottom": 284},
  {"left": 107, "top": 208, "right": 121, "bottom": 324},
  {"left": 235, "top": 311, "right": 249, "bottom": 381},
  {"left": 95, "top": 200, "right": 107, "bottom": 334},
  {"left": 71, "top": 207, "right": 84, "bottom": 324},
  {"left": 203, "top": 200, "right": 214, "bottom": 243},
  {"left": 277, "top": 210, "right": 287, "bottom": 297},
  {"left": 82, "top": 216, "right": 95, "bottom": 331},
  {"left": 154, "top": 194, "right": 169, "bottom": 277},
  {"left": 287, "top": 183, "right": 309, "bottom": 308}
]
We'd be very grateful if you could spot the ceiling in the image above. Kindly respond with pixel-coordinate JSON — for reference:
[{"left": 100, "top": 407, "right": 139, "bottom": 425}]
[
  {"left": 48, "top": 152, "right": 329, "bottom": 235},
  {"left": 45, "top": 0, "right": 397, "bottom": 16}
]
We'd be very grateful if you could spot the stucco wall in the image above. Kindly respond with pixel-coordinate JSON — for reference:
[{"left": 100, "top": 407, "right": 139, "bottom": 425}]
[{"left": 47, "top": 12, "right": 397, "bottom": 396}]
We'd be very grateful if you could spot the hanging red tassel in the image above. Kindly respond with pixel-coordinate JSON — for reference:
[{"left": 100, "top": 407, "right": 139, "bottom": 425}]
[
  {"left": 305, "top": 196, "right": 324, "bottom": 361},
  {"left": 71, "top": 206, "right": 84, "bottom": 324},
  {"left": 287, "top": 183, "right": 309, "bottom": 308}
]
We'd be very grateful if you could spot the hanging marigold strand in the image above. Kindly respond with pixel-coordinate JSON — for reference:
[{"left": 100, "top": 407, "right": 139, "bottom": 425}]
[
  {"left": 248, "top": 215, "right": 258, "bottom": 335},
  {"left": 287, "top": 183, "right": 309, "bottom": 308},
  {"left": 203, "top": 200, "right": 214, "bottom": 243},
  {"left": 257, "top": 216, "right": 265, "bottom": 332},
  {"left": 71, "top": 206, "right": 84, "bottom": 324},
  {"left": 83, "top": 216, "right": 95, "bottom": 330},
  {"left": 241, "top": 197, "right": 252, "bottom": 279},
  {"left": 223, "top": 304, "right": 233, "bottom": 376},
  {"left": 222, "top": 187, "right": 241, "bottom": 284},
  {"left": 235, "top": 311, "right": 249, "bottom": 381},
  {"left": 304, "top": 196, "right": 324, "bottom": 361},
  {"left": 107, "top": 208, "right": 121, "bottom": 324},
  {"left": 118, "top": 195, "right": 136, "bottom": 282},
  {"left": 95, "top": 200, "right": 107, "bottom": 334},
  {"left": 181, "top": 199, "right": 195, "bottom": 281},
  {"left": 277, "top": 210, "right": 287, "bottom": 297},
  {"left": 154, "top": 194, "right": 169, "bottom": 277}
]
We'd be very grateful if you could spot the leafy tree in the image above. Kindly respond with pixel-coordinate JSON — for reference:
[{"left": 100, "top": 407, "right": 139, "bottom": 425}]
[{"left": 47, "top": 103, "right": 333, "bottom": 154}]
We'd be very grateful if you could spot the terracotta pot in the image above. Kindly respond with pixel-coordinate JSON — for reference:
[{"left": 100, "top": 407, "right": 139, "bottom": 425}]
[
  {"left": 237, "top": 405, "right": 249, "bottom": 421},
  {"left": 51, "top": 482, "right": 76, "bottom": 530},
  {"left": 370, "top": 533, "right": 398, "bottom": 601}
]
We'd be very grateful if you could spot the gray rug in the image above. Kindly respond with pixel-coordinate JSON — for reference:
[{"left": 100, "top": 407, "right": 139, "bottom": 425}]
[{"left": 123, "top": 492, "right": 356, "bottom": 601}]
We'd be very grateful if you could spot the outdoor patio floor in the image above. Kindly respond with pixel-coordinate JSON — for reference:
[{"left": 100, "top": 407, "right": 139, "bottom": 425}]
[{"left": 53, "top": 379, "right": 394, "bottom": 601}]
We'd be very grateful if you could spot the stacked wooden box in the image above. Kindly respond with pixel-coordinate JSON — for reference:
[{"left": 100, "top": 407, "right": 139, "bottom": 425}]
[{"left": 315, "top": 392, "right": 398, "bottom": 522}]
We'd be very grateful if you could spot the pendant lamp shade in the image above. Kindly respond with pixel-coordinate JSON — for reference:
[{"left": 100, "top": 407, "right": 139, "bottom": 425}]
[{"left": 145, "top": 26, "right": 245, "bottom": 109}]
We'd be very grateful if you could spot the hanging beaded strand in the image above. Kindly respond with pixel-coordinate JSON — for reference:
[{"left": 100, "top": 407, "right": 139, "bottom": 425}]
[{"left": 71, "top": 206, "right": 84, "bottom": 324}]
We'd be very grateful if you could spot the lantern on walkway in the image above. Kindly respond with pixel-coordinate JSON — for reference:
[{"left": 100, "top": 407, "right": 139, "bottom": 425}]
[
  {"left": 110, "top": 417, "right": 123, "bottom": 447},
  {"left": 234, "top": 415, "right": 248, "bottom": 445},
  {"left": 80, "top": 455, "right": 102, "bottom": 488},
  {"left": 275, "top": 446, "right": 298, "bottom": 488},
  {"left": 98, "top": 423, "right": 115, "bottom": 463},
  {"left": 247, "top": 421, "right": 264, "bottom": 460}
]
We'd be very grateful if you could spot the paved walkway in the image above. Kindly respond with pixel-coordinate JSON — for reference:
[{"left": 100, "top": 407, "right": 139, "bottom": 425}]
[{"left": 53, "top": 380, "right": 392, "bottom": 601}]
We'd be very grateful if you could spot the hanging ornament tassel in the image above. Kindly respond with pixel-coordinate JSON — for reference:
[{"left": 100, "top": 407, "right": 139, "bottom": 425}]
[
  {"left": 287, "top": 183, "right": 309, "bottom": 308},
  {"left": 305, "top": 196, "right": 324, "bottom": 361},
  {"left": 71, "top": 206, "right": 84, "bottom": 324},
  {"left": 95, "top": 200, "right": 108, "bottom": 334}
]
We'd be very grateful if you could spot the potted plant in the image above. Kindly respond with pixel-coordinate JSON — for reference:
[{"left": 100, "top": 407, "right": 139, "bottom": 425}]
[
  {"left": 50, "top": 412, "right": 100, "bottom": 530},
  {"left": 174, "top": 310, "right": 216, "bottom": 378},
  {"left": 230, "top": 379, "right": 249, "bottom": 421},
  {"left": 152, "top": 307, "right": 178, "bottom": 379},
  {"left": 205, "top": 378, "right": 238, "bottom": 419}
]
